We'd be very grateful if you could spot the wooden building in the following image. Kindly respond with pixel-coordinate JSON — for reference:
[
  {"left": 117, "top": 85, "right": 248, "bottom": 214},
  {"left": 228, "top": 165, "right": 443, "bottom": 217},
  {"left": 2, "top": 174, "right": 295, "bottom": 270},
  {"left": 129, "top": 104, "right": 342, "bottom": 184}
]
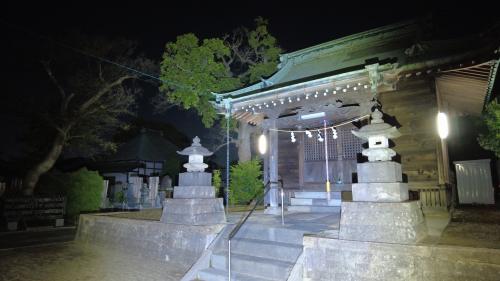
[{"left": 214, "top": 20, "right": 499, "bottom": 210}]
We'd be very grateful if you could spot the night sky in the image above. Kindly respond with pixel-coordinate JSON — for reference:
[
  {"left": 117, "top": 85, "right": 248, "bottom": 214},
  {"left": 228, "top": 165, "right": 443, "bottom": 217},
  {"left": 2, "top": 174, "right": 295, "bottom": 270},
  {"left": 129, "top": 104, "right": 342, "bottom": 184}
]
[{"left": 1, "top": 1, "right": 497, "bottom": 164}]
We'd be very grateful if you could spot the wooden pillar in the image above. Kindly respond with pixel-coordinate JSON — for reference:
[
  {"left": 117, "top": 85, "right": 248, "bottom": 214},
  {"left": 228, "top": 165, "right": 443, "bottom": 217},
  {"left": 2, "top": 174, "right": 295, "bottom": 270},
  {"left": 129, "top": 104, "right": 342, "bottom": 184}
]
[
  {"left": 298, "top": 131, "right": 305, "bottom": 188},
  {"left": 268, "top": 118, "right": 279, "bottom": 211}
]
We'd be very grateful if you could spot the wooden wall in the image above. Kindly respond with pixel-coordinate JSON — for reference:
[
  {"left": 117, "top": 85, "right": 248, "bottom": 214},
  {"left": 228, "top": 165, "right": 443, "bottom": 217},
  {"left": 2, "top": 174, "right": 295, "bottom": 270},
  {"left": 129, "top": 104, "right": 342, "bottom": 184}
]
[
  {"left": 379, "top": 77, "right": 440, "bottom": 189},
  {"left": 278, "top": 132, "right": 300, "bottom": 188}
]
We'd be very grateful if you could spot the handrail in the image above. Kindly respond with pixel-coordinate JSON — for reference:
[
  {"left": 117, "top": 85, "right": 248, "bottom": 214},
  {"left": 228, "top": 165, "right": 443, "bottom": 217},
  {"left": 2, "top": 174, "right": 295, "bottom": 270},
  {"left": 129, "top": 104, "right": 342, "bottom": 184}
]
[
  {"left": 228, "top": 180, "right": 283, "bottom": 281},
  {"left": 228, "top": 181, "right": 273, "bottom": 240}
]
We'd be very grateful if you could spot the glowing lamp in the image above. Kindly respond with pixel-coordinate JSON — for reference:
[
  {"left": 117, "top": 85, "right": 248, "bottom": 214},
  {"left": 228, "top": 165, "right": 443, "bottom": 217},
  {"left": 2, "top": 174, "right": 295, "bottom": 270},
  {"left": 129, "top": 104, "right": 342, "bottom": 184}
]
[
  {"left": 258, "top": 134, "right": 267, "bottom": 155},
  {"left": 437, "top": 112, "right": 449, "bottom": 139}
]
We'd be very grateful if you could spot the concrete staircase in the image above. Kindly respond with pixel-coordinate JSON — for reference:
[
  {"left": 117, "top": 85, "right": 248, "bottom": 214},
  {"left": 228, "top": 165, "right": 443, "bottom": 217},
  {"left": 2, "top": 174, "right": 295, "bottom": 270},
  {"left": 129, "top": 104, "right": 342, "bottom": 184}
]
[
  {"left": 287, "top": 191, "right": 341, "bottom": 213},
  {"left": 194, "top": 212, "right": 340, "bottom": 281}
]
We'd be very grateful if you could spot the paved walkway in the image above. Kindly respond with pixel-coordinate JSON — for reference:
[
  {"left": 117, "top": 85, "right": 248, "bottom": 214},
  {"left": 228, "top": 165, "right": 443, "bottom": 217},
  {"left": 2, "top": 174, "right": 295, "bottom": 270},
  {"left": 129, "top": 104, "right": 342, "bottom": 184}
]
[{"left": 0, "top": 242, "right": 186, "bottom": 281}]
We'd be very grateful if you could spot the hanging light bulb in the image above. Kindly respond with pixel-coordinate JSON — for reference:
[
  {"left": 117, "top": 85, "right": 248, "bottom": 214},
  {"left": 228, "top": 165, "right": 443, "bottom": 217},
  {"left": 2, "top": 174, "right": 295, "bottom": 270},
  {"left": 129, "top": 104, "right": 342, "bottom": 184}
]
[
  {"left": 333, "top": 90, "right": 337, "bottom": 95},
  {"left": 437, "top": 112, "right": 449, "bottom": 139},
  {"left": 296, "top": 97, "right": 301, "bottom": 101},
  {"left": 280, "top": 99, "right": 284, "bottom": 105},
  {"left": 317, "top": 130, "right": 324, "bottom": 142},
  {"left": 258, "top": 133, "right": 267, "bottom": 155},
  {"left": 288, "top": 98, "right": 292, "bottom": 103},
  {"left": 306, "top": 94, "right": 309, "bottom": 100}
]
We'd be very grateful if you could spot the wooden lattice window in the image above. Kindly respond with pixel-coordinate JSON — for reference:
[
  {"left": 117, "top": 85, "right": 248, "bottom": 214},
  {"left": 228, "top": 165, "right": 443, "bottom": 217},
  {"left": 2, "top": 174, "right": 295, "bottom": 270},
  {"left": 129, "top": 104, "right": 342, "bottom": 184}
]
[{"left": 304, "top": 126, "right": 362, "bottom": 161}]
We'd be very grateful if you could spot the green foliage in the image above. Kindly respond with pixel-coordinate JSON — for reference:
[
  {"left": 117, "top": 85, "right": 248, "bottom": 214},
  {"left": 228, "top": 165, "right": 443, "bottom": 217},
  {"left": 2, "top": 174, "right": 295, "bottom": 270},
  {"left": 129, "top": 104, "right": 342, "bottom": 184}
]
[
  {"left": 159, "top": 34, "right": 240, "bottom": 127},
  {"left": 37, "top": 168, "right": 103, "bottom": 217},
  {"left": 229, "top": 159, "right": 263, "bottom": 205},
  {"left": 478, "top": 101, "right": 500, "bottom": 157},
  {"left": 63, "top": 168, "right": 103, "bottom": 217},
  {"left": 159, "top": 18, "right": 282, "bottom": 127},
  {"left": 115, "top": 191, "right": 126, "bottom": 204},
  {"left": 212, "top": 169, "right": 222, "bottom": 197}
]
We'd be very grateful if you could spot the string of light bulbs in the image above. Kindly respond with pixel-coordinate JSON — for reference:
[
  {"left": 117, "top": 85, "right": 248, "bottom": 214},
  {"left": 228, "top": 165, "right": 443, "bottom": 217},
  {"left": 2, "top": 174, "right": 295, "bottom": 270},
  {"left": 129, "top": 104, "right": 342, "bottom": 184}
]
[
  {"left": 238, "top": 83, "right": 370, "bottom": 112},
  {"left": 269, "top": 114, "right": 370, "bottom": 143}
]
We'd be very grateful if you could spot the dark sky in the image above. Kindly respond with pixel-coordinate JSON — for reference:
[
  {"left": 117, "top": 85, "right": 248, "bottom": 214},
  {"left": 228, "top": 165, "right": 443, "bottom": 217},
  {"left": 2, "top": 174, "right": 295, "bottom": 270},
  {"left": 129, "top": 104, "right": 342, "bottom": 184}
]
[{"left": 1, "top": 1, "right": 498, "bottom": 163}]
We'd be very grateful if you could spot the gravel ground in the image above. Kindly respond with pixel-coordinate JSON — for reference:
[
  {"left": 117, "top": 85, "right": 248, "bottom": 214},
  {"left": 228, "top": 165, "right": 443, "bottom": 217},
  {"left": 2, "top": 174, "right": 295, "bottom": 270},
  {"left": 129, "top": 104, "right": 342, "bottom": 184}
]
[{"left": 0, "top": 242, "right": 187, "bottom": 281}]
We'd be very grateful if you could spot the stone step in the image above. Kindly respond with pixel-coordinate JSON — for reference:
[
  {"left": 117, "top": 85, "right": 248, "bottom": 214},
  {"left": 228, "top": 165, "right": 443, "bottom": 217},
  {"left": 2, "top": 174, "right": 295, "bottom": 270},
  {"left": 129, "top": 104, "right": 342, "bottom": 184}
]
[
  {"left": 222, "top": 237, "right": 302, "bottom": 262},
  {"left": 293, "top": 191, "right": 341, "bottom": 199},
  {"left": 290, "top": 198, "right": 341, "bottom": 206},
  {"left": 197, "top": 267, "right": 276, "bottom": 281},
  {"left": 287, "top": 205, "right": 341, "bottom": 213},
  {"left": 211, "top": 252, "right": 293, "bottom": 280},
  {"left": 227, "top": 223, "right": 307, "bottom": 244}
]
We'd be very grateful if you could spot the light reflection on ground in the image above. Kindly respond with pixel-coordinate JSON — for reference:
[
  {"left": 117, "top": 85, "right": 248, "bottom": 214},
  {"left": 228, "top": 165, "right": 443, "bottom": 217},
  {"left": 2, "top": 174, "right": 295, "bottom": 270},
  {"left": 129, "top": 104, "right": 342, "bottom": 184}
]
[{"left": 0, "top": 242, "right": 186, "bottom": 281}]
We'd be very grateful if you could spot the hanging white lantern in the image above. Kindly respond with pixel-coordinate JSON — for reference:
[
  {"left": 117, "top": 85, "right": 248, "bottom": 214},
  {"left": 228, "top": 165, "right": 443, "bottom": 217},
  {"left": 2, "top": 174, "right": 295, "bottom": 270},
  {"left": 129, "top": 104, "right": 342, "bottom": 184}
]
[
  {"left": 332, "top": 127, "right": 338, "bottom": 139},
  {"left": 317, "top": 131, "right": 324, "bottom": 142},
  {"left": 258, "top": 133, "right": 268, "bottom": 155},
  {"left": 437, "top": 112, "right": 449, "bottom": 139},
  {"left": 291, "top": 132, "right": 296, "bottom": 143}
]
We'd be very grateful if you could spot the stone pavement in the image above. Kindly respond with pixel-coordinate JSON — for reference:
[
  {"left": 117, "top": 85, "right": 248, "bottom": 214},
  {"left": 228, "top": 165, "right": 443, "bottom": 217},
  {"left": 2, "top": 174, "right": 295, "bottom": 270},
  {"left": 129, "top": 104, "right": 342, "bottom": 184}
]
[{"left": 0, "top": 242, "right": 187, "bottom": 281}]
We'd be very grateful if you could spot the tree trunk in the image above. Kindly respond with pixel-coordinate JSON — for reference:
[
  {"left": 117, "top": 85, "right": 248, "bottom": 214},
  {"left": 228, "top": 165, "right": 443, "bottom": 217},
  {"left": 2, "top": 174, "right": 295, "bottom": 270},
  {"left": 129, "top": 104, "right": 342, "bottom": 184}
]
[
  {"left": 22, "top": 133, "right": 66, "bottom": 196},
  {"left": 237, "top": 122, "right": 254, "bottom": 162}
]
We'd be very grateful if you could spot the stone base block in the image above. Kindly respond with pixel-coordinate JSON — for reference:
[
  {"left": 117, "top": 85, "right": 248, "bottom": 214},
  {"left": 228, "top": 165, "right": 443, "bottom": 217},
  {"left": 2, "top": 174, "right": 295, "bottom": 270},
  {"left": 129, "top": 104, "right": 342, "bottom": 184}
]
[
  {"left": 339, "top": 201, "right": 427, "bottom": 244},
  {"left": 352, "top": 182, "right": 409, "bottom": 202},
  {"left": 161, "top": 198, "right": 225, "bottom": 225},
  {"left": 173, "top": 186, "right": 215, "bottom": 199},
  {"left": 179, "top": 172, "right": 211, "bottom": 186},
  {"left": 357, "top": 161, "right": 402, "bottom": 183}
]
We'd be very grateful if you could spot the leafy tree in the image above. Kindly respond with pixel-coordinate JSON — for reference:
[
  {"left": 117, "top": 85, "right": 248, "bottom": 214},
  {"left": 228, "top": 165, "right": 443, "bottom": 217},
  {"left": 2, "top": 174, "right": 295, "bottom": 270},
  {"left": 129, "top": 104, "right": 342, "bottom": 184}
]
[
  {"left": 20, "top": 36, "right": 155, "bottom": 195},
  {"left": 229, "top": 159, "right": 263, "bottom": 205},
  {"left": 478, "top": 101, "right": 500, "bottom": 157},
  {"left": 159, "top": 18, "right": 282, "bottom": 161}
]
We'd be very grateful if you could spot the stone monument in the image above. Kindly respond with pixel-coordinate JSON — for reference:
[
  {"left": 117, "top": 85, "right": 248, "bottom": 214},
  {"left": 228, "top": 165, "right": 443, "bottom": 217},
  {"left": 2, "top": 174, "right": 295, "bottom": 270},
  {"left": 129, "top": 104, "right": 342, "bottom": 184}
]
[
  {"left": 339, "top": 109, "right": 427, "bottom": 244},
  {"left": 160, "top": 136, "right": 226, "bottom": 225}
]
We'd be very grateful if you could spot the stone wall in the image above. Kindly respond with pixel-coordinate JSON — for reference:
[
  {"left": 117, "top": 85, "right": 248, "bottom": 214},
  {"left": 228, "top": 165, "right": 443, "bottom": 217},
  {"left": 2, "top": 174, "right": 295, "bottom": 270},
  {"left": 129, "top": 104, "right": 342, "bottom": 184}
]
[
  {"left": 77, "top": 213, "right": 224, "bottom": 268},
  {"left": 303, "top": 236, "right": 500, "bottom": 281}
]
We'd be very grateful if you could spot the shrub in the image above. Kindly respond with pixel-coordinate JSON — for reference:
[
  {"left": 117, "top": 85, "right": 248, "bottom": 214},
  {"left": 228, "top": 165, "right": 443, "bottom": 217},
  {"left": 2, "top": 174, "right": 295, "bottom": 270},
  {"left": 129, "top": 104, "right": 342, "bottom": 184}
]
[
  {"left": 212, "top": 169, "right": 222, "bottom": 197},
  {"left": 229, "top": 159, "right": 263, "bottom": 205},
  {"left": 63, "top": 168, "right": 104, "bottom": 217}
]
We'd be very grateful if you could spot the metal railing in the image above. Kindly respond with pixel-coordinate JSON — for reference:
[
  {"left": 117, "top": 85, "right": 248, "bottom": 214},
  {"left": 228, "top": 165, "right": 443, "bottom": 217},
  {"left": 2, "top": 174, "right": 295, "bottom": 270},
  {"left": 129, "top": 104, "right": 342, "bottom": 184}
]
[{"left": 227, "top": 181, "right": 284, "bottom": 281}]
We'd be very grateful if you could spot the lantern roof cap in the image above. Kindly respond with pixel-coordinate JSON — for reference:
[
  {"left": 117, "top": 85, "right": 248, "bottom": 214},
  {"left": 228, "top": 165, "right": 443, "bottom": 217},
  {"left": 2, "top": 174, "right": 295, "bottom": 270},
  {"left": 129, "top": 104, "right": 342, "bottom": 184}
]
[
  {"left": 177, "top": 136, "right": 213, "bottom": 156},
  {"left": 352, "top": 109, "right": 401, "bottom": 140}
]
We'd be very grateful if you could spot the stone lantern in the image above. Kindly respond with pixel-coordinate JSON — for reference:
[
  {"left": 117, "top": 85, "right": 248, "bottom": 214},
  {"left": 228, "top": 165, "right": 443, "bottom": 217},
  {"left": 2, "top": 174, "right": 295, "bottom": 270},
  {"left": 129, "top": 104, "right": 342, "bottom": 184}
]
[
  {"left": 351, "top": 108, "right": 407, "bottom": 202},
  {"left": 177, "top": 136, "right": 213, "bottom": 172},
  {"left": 160, "top": 136, "right": 225, "bottom": 225},
  {"left": 338, "top": 109, "right": 427, "bottom": 244}
]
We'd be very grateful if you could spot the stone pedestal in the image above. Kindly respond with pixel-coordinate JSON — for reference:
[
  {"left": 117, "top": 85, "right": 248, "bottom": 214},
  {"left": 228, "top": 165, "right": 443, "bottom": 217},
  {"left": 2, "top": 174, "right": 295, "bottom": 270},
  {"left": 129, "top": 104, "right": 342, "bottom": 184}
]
[
  {"left": 352, "top": 182, "right": 409, "bottom": 202},
  {"left": 339, "top": 201, "right": 427, "bottom": 244},
  {"left": 179, "top": 172, "right": 211, "bottom": 186},
  {"left": 161, "top": 198, "right": 225, "bottom": 225}
]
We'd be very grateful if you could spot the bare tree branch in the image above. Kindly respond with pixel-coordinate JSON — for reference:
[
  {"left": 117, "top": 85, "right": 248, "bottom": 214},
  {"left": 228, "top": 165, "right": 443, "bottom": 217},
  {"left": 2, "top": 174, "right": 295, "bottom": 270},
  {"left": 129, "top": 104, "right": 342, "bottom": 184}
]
[{"left": 78, "top": 75, "right": 135, "bottom": 114}]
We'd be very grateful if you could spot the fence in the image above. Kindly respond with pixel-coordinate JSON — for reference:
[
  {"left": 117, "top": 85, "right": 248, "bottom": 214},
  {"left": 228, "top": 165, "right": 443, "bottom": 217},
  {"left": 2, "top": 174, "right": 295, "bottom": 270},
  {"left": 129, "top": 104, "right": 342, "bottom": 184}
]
[{"left": 410, "top": 184, "right": 453, "bottom": 210}]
